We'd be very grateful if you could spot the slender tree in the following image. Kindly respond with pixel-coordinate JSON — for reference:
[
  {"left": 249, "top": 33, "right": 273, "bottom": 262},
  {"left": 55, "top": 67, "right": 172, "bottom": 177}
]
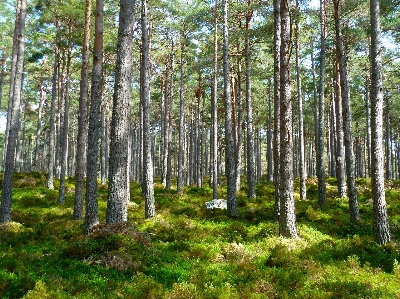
[
  {"left": 1, "top": 0, "right": 26, "bottom": 222},
  {"left": 279, "top": 0, "right": 298, "bottom": 238},
  {"left": 333, "top": 0, "right": 360, "bottom": 222},
  {"left": 85, "top": 0, "right": 103, "bottom": 234},
  {"left": 74, "top": 0, "right": 92, "bottom": 220},
  {"left": 295, "top": 0, "right": 306, "bottom": 200},
  {"left": 317, "top": 0, "right": 327, "bottom": 205},
  {"left": 369, "top": 0, "right": 391, "bottom": 245},
  {"left": 106, "top": 0, "right": 136, "bottom": 223},
  {"left": 273, "top": 0, "right": 281, "bottom": 221},
  {"left": 222, "top": 0, "right": 238, "bottom": 217},
  {"left": 141, "top": 0, "right": 156, "bottom": 219},
  {"left": 245, "top": 1, "right": 256, "bottom": 199}
]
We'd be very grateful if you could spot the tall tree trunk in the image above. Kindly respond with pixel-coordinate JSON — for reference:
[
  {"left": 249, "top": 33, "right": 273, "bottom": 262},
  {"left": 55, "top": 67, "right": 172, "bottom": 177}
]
[
  {"left": 273, "top": 0, "right": 281, "bottom": 221},
  {"left": 58, "top": 43, "right": 72, "bottom": 205},
  {"left": 1, "top": 0, "right": 26, "bottom": 222},
  {"left": 279, "top": 0, "right": 298, "bottom": 238},
  {"left": 317, "top": 0, "right": 327, "bottom": 205},
  {"left": 47, "top": 48, "right": 58, "bottom": 189},
  {"left": 370, "top": 0, "right": 391, "bottom": 245},
  {"left": 166, "top": 51, "right": 174, "bottom": 191},
  {"left": 295, "top": 0, "right": 306, "bottom": 200},
  {"left": 334, "top": 61, "right": 346, "bottom": 198},
  {"left": 222, "top": 0, "right": 238, "bottom": 217},
  {"left": 245, "top": 3, "right": 256, "bottom": 198},
  {"left": 85, "top": 0, "right": 103, "bottom": 234},
  {"left": 106, "top": 0, "right": 136, "bottom": 223},
  {"left": 177, "top": 30, "right": 186, "bottom": 195},
  {"left": 141, "top": 0, "right": 155, "bottom": 219},
  {"left": 235, "top": 56, "right": 243, "bottom": 192},
  {"left": 211, "top": 0, "right": 219, "bottom": 199},
  {"left": 385, "top": 95, "right": 391, "bottom": 180},
  {"left": 333, "top": 0, "right": 360, "bottom": 222},
  {"left": 74, "top": 0, "right": 92, "bottom": 220}
]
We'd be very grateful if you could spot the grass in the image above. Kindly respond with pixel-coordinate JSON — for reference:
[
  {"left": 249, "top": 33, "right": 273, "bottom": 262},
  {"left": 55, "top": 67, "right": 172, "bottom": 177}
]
[{"left": 0, "top": 172, "right": 399, "bottom": 298}]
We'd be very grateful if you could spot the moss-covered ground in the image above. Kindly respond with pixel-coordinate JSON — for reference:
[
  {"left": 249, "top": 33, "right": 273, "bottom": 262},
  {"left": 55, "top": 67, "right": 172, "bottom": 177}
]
[{"left": 0, "top": 172, "right": 399, "bottom": 298}]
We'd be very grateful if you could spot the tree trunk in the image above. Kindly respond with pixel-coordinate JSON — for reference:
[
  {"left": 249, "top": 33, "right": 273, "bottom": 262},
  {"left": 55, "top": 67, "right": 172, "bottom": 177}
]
[
  {"left": 85, "top": 0, "right": 103, "bottom": 234},
  {"left": 370, "top": 0, "right": 391, "bottom": 245},
  {"left": 74, "top": 0, "right": 92, "bottom": 220},
  {"left": 333, "top": 0, "right": 360, "bottom": 222},
  {"left": 295, "top": 0, "right": 306, "bottom": 200},
  {"left": 106, "top": 0, "right": 136, "bottom": 223},
  {"left": 222, "top": 0, "right": 238, "bottom": 217},
  {"left": 279, "top": 0, "right": 298, "bottom": 239},
  {"left": 58, "top": 44, "right": 72, "bottom": 205},
  {"left": 47, "top": 48, "right": 58, "bottom": 190},
  {"left": 273, "top": 0, "right": 281, "bottom": 222},
  {"left": 245, "top": 4, "right": 256, "bottom": 198},
  {"left": 334, "top": 61, "right": 346, "bottom": 198},
  {"left": 211, "top": 0, "right": 219, "bottom": 199},
  {"left": 365, "top": 78, "right": 371, "bottom": 177},
  {"left": 317, "top": 0, "right": 327, "bottom": 205},
  {"left": 34, "top": 78, "right": 45, "bottom": 171},
  {"left": 177, "top": 30, "right": 186, "bottom": 195},
  {"left": 141, "top": 0, "right": 155, "bottom": 219},
  {"left": 1, "top": 0, "right": 26, "bottom": 222}
]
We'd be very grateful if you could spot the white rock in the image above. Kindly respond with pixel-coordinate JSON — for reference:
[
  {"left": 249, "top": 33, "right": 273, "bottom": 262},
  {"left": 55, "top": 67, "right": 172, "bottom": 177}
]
[{"left": 205, "top": 199, "right": 227, "bottom": 210}]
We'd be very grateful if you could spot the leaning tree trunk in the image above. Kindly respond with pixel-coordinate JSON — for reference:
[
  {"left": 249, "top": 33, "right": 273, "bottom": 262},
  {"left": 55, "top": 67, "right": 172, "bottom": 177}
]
[
  {"left": 1, "top": 0, "right": 26, "bottom": 223},
  {"left": 245, "top": 4, "right": 256, "bottom": 199},
  {"left": 222, "top": 0, "right": 238, "bottom": 217},
  {"left": 317, "top": 0, "right": 327, "bottom": 205},
  {"left": 279, "top": 0, "right": 298, "bottom": 238},
  {"left": 333, "top": 0, "right": 360, "bottom": 222},
  {"left": 85, "top": 0, "right": 103, "bottom": 235},
  {"left": 141, "top": 0, "right": 156, "bottom": 219},
  {"left": 74, "top": 0, "right": 92, "bottom": 220},
  {"left": 273, "top": 0, "right": 281, "bottom": 222},
  {"left": 370, "top": 0, "right": 391, "bottom": 245},
  {"left": 106, "top": 0, "right": 136, "bottom": 223}
]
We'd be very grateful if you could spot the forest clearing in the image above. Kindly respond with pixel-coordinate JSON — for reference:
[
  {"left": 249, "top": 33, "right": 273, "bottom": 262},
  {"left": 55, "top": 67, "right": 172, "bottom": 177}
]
[{"left": 0, "top": 172, "right": 399, "bottom": 298}]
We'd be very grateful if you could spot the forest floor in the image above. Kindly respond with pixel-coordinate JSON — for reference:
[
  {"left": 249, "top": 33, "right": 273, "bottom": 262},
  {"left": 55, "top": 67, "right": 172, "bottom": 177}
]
[{"left": 0, "top": 172, "right": 400, "bottom": 298}]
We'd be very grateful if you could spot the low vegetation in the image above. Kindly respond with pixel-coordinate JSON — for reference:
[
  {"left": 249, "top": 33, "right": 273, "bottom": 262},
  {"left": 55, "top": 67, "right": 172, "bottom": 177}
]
[{"left": 0, "top": 172, "right": 399, "bottom": 298}]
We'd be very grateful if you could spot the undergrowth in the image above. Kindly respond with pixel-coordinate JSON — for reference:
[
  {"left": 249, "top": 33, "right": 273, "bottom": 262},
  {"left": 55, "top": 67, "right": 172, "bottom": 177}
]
[{"left": 0, "top": 172, "right": 399, "bottom": 298}]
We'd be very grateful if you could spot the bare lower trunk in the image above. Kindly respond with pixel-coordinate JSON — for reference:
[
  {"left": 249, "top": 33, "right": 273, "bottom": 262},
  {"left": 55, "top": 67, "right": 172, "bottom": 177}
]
[
  {"left": 222, "top": 0, "right": 237, "bottom": 217},
  {"left": 85, "top": 0, "right": 103, "bottom": 234},
  {"left": 74, "top": 0, "right": 92, "bottom": 220},
  {"left": 370, "top": 0, "right": 391, "bottom": 245},
  {"left": 106, "top": 0, "right": 136, "bottom": 223}
]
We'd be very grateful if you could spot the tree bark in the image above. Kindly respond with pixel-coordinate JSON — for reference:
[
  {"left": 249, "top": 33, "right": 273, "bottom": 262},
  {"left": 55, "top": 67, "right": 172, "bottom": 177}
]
[
  {"left": 47, "top": 48, "right": 58, "bottom": 190},
  {"left": 85, "top": 0, "right": 103, "bottom": 234},
  {"left": 141, "top": 0, "right": 156, "bottom": 219},
  {"left": 245, "top": 4, "right": 256, "bottom": 198},
  {"left": 333, "top": 0, "right": 360, "bottom": 222},
  {"left": 317, "top": 0, "right": 326, "bottom": 205},
  {"left": 334, "top": 62, "right": 346, "bottom": 198},
  {"left": 295, "top": 0, "right": 306, "bottom": 200},
  {"left": 1, "top": 0, "right": 26, "bottom": 222},
  {"left": 370, "top": 0, "right": 391, "bottom": 245},
  {"left": 106, "top": 0, "right": 136, "bottom": 223},
  {"left": 74, "top": 0, "right": 92, "bottom": 220},
  {"left": 58, "top": 44, "right": 72, "bottom": 205},
  {"left": 211, "top": 0, "right": 219, "bottom": 199},
  {"left": 279, "top": 0, "right": 298, "bottom": 238},
  {"left": 222, "top": 0, "right": 238, "bottom": 217},
  {"left": 273, "top": 0, "right": 281, "bottom": 222}
]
